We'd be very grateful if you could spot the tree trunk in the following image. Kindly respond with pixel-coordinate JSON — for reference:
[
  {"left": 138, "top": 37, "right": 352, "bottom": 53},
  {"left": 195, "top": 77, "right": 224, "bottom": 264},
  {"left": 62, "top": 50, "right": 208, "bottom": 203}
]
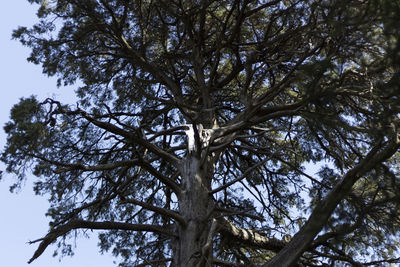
[{"left": 173, "top": 154, "right": 214, "bottom": 267}]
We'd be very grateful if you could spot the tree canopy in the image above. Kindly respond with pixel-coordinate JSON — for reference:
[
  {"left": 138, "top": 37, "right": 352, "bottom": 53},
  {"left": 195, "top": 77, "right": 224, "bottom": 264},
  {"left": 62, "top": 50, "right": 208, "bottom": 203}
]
[{"left": 3, "top": 0, "right": 400, "bottom": 266}]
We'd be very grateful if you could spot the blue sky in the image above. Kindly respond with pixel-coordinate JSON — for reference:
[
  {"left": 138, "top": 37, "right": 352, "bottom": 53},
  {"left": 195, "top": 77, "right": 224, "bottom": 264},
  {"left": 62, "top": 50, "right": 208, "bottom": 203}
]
[{"left": 0, "top": 1, "right": 116, "bottom": 266}]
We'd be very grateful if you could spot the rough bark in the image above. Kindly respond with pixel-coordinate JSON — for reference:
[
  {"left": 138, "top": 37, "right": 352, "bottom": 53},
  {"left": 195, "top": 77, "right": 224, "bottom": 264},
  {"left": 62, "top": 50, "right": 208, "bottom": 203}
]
[
  {"left": 174, "top": 154, "right": 214, "bottom": 267},
  {"left": 217, "top": 217, "right": 287, "bottom": 252},
  {"left": 172, "top": 121, "right": 218, "bottom": 267}
]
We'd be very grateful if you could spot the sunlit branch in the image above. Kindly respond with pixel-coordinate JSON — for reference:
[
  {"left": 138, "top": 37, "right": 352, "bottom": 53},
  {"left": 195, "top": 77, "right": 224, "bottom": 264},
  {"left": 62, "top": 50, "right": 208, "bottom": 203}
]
[{"left": 217, "top": 217, "right": 287, "bottom": 252}]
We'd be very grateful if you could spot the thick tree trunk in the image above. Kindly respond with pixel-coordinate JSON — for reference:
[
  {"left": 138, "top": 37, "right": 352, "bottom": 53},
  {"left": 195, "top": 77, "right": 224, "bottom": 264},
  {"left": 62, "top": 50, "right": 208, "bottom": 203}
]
[{"left": 173, "top": 154, "right": 214, "bottom": 267}]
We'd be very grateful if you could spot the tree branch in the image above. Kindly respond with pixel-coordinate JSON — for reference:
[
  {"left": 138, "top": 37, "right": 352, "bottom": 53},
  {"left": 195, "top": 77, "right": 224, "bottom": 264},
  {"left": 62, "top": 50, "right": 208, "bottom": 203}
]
[
  {"left": 63, "top": 107, "right": 181, "bottom": 167},
  {"left": 217, "top": 217, "right": 286, "bottom": 252},
  {"left": 311, "top": 215, "right": 363, "bottom": 249},
  {"left": 265, "top": 136, "right": 400, "bottom": 267},
  {"left": 28, "top": 219, "right": 174, "bottom": 264},
  {"left": 120, "top": 198, "right": 186, "bottom": 226},
  {"left": 118, "top": 34, "right": 184, "bottom": 102},
  {"left": 210, "top": 158, "right": 268, "bottom": 194},
  {"left": 139, "top": 160, "right": 181, "bottom": 195},
  {"left": 54, "top": 159, "right": 140, "bottom": 174}
]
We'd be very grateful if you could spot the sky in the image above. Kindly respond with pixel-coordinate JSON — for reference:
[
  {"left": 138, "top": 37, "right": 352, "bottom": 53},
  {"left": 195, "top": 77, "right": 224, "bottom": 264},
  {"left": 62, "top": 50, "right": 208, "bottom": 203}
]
[{"left": 0, "top": 1, "right": 117, "bottom": 266}]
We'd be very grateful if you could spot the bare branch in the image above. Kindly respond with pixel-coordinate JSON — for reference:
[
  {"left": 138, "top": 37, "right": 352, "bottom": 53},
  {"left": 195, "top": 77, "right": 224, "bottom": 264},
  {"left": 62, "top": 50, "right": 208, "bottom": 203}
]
[{"left": 120, "top": 198, "right": 186, "bottom": 226}]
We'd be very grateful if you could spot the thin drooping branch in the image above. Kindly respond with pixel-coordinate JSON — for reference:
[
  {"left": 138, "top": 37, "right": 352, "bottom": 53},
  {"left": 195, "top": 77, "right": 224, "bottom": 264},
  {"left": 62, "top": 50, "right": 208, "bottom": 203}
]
[
  {"left": 265, "top": 135, "right": 400, "bottom": 267},
  {"left": 28, "top": 219, "right": 174, "bottom": 264}
]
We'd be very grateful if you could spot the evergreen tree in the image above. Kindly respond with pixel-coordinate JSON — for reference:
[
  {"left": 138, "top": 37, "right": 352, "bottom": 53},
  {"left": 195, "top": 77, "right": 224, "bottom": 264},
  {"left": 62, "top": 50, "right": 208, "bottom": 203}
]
[{"left": 3, "top": 0, "right": 400, "bottom": 266}]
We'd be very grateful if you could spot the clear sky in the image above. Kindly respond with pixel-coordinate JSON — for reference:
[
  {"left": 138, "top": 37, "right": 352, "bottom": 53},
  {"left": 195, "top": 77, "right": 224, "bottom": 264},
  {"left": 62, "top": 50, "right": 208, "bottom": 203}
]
[{"left": 0, "top": 1, "right": 116, "bottom": 266}]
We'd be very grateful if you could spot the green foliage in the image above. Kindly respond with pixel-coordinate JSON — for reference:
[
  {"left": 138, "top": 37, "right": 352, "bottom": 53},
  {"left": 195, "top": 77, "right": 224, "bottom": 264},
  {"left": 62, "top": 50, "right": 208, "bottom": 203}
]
[
  {"left": 2, "top": 97, "right": 48, "bottom": 184},
  {"left": 4, "top": 0, "right": 400, "bottom": 266}
]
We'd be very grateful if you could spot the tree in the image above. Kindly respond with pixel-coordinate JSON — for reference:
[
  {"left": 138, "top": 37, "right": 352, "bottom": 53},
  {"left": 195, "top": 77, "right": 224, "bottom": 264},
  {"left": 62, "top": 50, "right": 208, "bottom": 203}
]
[{"left": 3, "top": 0, "right": 400, "bottom": 266}]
